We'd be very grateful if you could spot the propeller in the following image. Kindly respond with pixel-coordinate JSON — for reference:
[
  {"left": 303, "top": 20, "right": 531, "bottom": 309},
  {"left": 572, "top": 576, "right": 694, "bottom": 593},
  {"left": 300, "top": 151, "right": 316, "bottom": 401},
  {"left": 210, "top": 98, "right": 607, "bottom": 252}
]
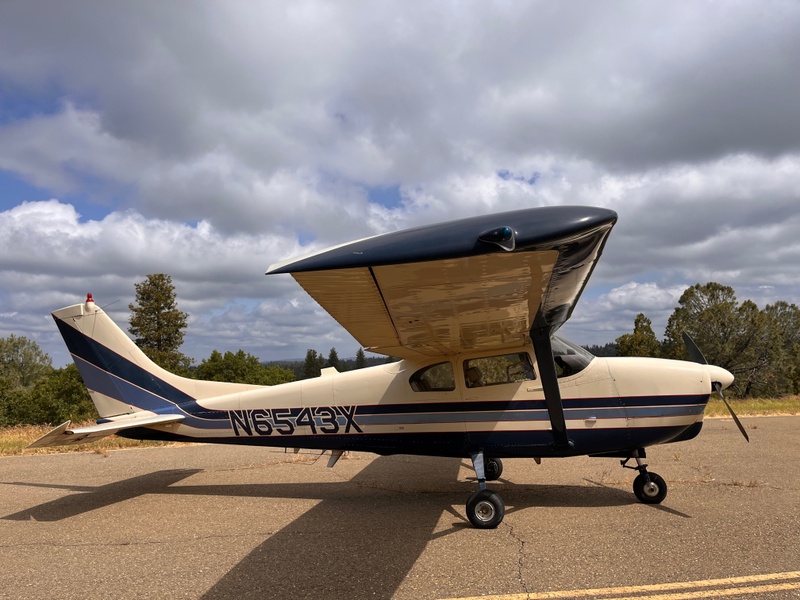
[{"left": 682, "top": 332, "right": 749, "bottom": 442}]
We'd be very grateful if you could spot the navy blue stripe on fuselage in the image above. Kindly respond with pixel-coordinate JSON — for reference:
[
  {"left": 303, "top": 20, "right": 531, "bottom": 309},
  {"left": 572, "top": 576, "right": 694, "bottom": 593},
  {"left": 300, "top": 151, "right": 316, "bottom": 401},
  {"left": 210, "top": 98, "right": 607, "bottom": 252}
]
[
  {"left": 354, "top": 394, "right": 709, "bottom": 416},
  {"left": 355, "top": 404, "right": 704, "bottom": 426},
  {"left": 57, "top": 317, "right": 229, "bottom": 426}
]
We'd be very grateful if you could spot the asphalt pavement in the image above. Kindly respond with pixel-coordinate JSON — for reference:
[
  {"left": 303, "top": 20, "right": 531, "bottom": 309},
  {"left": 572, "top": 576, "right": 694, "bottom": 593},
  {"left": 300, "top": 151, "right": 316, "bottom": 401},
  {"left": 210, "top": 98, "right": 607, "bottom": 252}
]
[{"left": 1, "top": 416, "right": 799, "bottom": 599}]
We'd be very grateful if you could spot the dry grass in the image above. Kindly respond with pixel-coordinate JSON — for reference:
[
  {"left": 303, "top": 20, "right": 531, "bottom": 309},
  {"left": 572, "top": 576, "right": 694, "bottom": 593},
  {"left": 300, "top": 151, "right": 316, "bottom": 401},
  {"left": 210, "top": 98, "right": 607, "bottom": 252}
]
[
  {"left": 705, "top": 395, "right": 800, "bottom": 417},
  {"left": 0, "top": 423, "right": 181, "bottom": 457}
]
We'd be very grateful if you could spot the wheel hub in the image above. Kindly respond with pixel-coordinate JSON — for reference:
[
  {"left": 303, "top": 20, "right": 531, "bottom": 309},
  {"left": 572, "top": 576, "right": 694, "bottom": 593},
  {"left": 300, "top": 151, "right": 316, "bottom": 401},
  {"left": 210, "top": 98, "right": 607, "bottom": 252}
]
[
  {"left": 475, "top": 500, "right": 496, "bottom": 522},
  {"left": 643, "top": 481, "right": 659, "bottom": 496}
]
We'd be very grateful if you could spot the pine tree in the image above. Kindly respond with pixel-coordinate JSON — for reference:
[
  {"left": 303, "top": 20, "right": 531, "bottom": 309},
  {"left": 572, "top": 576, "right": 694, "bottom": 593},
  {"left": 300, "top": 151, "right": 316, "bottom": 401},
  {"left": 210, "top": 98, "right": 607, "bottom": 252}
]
[
  {"left": 128, "top": 274, "right": 193, "bottom": 373},
  {"left": 355, "top": 348, "right": 367, "bottom": 369},
  {"left": 616, "top": 314, "right": 661, "bottom": 357},
  {"left": 326, "top": 347, "right": 341, "bottom": 371},
  {"left": 303, "top": 349, "right": 320, "bottom": 379}
]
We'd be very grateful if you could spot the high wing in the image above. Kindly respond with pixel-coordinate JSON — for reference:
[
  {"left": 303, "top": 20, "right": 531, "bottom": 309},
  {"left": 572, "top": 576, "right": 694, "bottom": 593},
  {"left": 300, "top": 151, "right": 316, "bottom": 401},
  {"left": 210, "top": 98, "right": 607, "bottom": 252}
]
[{"left": 267, "top": 206, "right": 617, "bottom": 360}]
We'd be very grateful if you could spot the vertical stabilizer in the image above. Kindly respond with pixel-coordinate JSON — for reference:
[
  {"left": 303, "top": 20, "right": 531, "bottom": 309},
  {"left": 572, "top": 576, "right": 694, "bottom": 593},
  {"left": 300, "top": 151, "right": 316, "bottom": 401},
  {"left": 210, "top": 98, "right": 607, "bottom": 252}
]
[{"left": 53, "top": 294, "right": 261, "bottom": 419}]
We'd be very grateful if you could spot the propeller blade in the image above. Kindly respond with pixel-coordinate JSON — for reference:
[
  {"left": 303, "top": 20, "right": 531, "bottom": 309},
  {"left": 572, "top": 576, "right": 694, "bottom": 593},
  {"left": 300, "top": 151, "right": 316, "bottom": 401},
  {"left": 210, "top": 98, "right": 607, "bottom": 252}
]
[
  {"left": 682, "top": 331, "right": 707, "bottom": 364},
  {"left": 684, "top": 332, "right": 748, "bottom": 442},
  {"left": 718, "top": 385, "right": 750, "bottom": 442}
]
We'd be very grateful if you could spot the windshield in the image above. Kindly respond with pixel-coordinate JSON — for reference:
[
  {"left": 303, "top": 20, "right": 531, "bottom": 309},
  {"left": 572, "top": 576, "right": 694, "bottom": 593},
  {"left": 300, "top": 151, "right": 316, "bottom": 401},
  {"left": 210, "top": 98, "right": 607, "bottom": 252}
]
[{"left": 551, "top": 336, "right": 594, "bottom": 378}]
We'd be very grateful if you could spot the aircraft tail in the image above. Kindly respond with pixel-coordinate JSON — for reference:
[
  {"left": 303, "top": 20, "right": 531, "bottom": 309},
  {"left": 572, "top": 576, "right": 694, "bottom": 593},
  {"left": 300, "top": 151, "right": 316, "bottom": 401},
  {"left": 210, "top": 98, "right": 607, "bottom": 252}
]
[{"left": 51, "top": 294, "right": 260, "bottom": 421}]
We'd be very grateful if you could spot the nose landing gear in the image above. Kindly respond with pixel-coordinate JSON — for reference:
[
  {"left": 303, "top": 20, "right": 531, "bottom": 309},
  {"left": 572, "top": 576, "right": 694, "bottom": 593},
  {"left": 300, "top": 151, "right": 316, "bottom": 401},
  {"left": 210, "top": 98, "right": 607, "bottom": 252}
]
[{"left": 622, "top": 449, "right": 668, "bottom": 505}]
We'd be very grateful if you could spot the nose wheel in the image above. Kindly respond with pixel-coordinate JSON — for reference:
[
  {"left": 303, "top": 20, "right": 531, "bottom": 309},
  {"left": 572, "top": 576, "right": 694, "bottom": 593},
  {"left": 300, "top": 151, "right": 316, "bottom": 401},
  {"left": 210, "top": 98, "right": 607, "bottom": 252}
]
[
  {"left": 633, "top": 472, "right": 667, "bottom": 504},
  {"left": 622, "top": 450, "right": 668, "bottom": 505}
]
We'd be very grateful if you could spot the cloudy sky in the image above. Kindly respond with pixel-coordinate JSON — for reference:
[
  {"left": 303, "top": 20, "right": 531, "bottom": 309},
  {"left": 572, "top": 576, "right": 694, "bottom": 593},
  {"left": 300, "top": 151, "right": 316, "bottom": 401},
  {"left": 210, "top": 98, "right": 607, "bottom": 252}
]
[{"left": 2, "top": 1, "right": 799, "bottom": 367}]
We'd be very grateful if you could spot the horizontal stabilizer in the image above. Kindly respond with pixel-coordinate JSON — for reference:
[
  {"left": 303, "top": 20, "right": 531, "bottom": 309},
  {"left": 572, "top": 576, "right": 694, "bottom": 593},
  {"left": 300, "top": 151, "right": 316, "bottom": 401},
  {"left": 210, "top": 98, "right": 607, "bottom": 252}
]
[{"left": 28, "top": 414, "right": 185, "bottom": 449}]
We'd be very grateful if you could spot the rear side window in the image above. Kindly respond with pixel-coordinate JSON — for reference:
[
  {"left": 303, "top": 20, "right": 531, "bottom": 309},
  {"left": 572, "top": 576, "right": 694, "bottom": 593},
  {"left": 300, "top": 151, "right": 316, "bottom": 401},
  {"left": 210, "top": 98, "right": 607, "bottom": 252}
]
[{"left": 409, "top": 362, "right": 456, "bottom": 392}]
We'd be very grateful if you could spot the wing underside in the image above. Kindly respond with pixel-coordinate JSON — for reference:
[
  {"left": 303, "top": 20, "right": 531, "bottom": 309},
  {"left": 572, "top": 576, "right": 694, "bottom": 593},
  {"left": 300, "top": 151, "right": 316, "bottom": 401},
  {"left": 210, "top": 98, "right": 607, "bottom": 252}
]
[
  {"left": 293, "top": 250, "right": 558, "bottom": 357},
  {"left": 268, "top": 206, "right": 617, "bottom": 358}
]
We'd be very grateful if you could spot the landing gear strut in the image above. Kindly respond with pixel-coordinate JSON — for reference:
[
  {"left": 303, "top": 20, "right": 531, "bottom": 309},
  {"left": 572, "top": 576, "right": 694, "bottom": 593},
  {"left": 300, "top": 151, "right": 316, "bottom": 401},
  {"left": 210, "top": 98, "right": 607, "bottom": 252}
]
[
  {"left": 466, "top": 451, "right": 505, "bottom": 528},
  {"left": 622, "top": 449, "right": 668, "bottom": 504}
]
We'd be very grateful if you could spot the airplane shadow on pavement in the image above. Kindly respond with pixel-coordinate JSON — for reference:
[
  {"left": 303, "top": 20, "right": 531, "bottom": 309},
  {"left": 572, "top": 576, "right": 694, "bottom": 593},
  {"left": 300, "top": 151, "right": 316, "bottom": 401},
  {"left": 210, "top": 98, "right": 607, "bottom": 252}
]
[
  {"left": 2, "top": 469, "right": 202, "bottom": 522},
  {"left": 2, "top": 455, "right": 653, "bottom": 600},
  {"left": 200, "top": 455, "right": 462, "bottom": 600}
]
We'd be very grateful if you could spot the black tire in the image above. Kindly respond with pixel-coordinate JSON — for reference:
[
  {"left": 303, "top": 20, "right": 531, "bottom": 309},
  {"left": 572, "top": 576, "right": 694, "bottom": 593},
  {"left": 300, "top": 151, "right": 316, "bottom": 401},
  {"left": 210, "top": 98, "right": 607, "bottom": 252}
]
[
  {"left": 485, "top": 457, "right": 503, "bottom": 481},
  {"left": 466, "top": 489, "right": 505, "bottom": 529},
  {"left": 633, "top": 472, "right": 668, "bottom": 504}
]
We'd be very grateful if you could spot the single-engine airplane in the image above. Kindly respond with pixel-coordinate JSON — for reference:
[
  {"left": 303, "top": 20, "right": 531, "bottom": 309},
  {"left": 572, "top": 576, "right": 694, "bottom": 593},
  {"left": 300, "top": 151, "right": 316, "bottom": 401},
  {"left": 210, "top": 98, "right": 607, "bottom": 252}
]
[{"left": 31, "top": 205, "right": 747, "bottom": 528}]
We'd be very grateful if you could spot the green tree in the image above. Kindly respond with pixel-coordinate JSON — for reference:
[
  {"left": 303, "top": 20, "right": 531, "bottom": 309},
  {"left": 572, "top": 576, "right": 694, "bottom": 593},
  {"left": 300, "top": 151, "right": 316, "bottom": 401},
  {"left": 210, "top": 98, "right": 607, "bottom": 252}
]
[
  {"left": 5, "top": 364, "right": 95, "bottom": 426},
  {"left": 325, "top": 347, "right": 341, "bottom": 371},
  {"left": 0, "top": 334, "right": 52, "bottom": 389},
  {"left": 260, "top": 364, "right": 297, "bottom": 386},
  {"left": 302, "top": 349, "right": 326, "bottom": 379},
  {"left": 662, "top": 282, "right": 775, "bottom": 397},
  {"left": 196, "top": 349, "right": 295, "bottom": 385},
  {"left": 0, "top": 377, "right": 23, "bottom": 427},
  {"left": 128, "top": 274, "right": 193, "bottom": 374},
  {"left": 762, "top": 301, "right": 800, "bottom": 395},
  {"left": 355, "top": 348, "right": 367, "bottom": 369},
  {"left": 0, "top": 335, "right": 54, "bottom": 426},
  {"left": 616, "top": 314, "right": 661, "bottom": 357}
]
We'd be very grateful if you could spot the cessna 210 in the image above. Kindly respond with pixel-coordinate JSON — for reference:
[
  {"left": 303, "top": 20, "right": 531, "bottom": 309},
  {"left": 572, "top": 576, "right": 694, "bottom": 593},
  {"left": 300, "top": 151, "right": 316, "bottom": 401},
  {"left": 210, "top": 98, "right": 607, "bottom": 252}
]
[{"left": 31, "top": 205, "right": 746, "bottom": 528}]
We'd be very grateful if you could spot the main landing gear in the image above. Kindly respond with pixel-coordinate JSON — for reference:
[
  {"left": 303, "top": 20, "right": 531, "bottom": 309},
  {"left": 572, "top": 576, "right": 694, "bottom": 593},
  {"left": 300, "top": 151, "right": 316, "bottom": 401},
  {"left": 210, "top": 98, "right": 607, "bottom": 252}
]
[
  {"left": 465, "top": 449, "right": 668, "bottom": 528},
  {"left": 622, "top": 449, "right": 668, "bottom": 504},
  {"left": 466, "top": 452, "right": 505, "bottom": 529}
]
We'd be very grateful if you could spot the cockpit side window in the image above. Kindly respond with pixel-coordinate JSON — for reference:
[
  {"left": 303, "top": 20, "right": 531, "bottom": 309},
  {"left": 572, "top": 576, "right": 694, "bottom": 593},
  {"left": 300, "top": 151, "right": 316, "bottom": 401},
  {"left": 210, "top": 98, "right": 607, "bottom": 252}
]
[
  {"left": 463, "top": 353, "right": 536, "bottom": 388},
  {"left": 409, "top": 362, "right": 455, "bottom": 392},
  {"left": 552, "top": 336, "right": 595, "bottom": 378}
]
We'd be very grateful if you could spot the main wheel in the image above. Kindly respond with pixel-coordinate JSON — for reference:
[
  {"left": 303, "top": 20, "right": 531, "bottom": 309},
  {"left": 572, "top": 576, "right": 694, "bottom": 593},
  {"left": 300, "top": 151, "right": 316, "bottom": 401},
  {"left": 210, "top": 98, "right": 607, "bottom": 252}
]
[
  {"left": 466, "top": 489, "right": 505, "bottom": 529},
  {"left": 485, "top": 457, "right": 503, "bottom": 481},
  {"left": 633, "top": 472, "right": 668, "bottom": 504}
]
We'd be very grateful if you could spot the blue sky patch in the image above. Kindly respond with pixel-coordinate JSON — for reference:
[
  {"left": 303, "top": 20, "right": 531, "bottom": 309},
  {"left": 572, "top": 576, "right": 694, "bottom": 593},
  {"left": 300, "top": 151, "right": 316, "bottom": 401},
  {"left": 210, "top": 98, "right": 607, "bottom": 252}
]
[
  {"left": 497, "top": 169, "right": 541, "bottom": 185},
  {"left": 0, "top": 170, "right": 53, "bottom": 211},
  {"left": 0, "top": 81, "right": 65, "bottom": 125},
  {"left": 367, "top": 184, "right": 403, "bottom": 209}
]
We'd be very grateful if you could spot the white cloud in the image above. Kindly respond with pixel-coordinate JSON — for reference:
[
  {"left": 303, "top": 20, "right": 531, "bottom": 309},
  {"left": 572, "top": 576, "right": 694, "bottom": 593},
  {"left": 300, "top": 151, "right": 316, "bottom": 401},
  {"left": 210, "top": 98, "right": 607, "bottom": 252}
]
[
  {"left": 562, "top": 282, "right": 686, "bottom": 345},
  {"left": 2, "top": 2, "right": 800, "bottom": 364}
]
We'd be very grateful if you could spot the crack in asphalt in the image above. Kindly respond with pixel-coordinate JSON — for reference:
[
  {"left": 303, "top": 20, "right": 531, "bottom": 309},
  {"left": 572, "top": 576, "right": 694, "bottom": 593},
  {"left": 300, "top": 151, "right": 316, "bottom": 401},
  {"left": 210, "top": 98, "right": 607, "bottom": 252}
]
[{"left": 504, "top": 517, "right": 530, "bottom": 597}]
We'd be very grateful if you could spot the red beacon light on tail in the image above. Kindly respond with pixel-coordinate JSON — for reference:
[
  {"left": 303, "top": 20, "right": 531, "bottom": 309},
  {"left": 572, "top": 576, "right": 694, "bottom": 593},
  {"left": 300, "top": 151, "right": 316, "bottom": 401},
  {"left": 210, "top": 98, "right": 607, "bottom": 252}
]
[{"left": 86, "top": 293, "right": 94, "bottom": 304}]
